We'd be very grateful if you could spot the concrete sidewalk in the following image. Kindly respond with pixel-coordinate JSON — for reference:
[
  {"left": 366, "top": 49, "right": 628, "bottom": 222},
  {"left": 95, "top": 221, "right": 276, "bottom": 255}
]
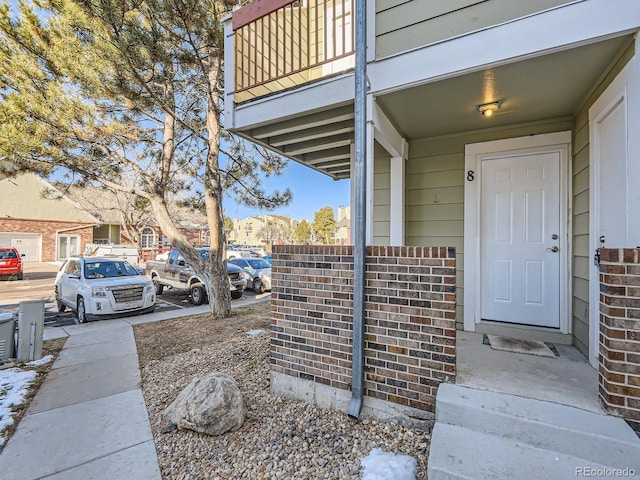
[{"left": 0, "top": 295, "right": 270, "bottom": 479}]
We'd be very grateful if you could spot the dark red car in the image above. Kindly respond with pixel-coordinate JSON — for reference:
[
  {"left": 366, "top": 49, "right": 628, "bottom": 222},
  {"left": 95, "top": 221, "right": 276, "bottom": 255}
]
[{"left": 0, "top": 247, "right": 24, "bottom": 280}]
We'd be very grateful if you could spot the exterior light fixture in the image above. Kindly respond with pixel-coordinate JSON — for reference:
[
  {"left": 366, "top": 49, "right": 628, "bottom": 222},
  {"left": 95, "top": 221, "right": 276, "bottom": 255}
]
[{"left": 478, "top": 101, "right": 500, "bottom": 117}]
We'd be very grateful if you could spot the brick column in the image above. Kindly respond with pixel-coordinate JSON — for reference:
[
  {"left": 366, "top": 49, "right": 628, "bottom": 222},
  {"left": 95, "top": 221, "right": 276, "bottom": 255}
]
[{"left": 599, "top": 248, "right": 640, "bottom": 432}]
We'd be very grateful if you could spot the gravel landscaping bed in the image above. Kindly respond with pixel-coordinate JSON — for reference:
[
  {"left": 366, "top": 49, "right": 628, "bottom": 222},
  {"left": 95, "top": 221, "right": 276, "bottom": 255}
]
[{"left": 134, "top": 302, "right": 431, "bottom": 479}]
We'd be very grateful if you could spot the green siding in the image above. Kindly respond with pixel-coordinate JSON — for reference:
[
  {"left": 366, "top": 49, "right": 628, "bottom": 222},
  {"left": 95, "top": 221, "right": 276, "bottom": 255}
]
[
  {"left": 403, "top": 118, "right": 571, "bottom": 329},
  {"left": 376, "top": 0, "right": 576, "bottom": 59},
  {"left": 373, "top": 144, "right": 391, "bottom": 245},
  {"left": 569, "top": 39, "right": 635, "bottom": 357},
  {"left": 370, "top": 35, "right": 635, "bottom": 338},
  {"left": 0, "top": 173, "right": 97, "bottom": 224}
]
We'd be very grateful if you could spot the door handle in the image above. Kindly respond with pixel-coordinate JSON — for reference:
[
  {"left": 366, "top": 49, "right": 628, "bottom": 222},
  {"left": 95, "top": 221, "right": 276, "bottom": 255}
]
[{"left": 546, "top": 246, "right": 559, "bottom": 253}]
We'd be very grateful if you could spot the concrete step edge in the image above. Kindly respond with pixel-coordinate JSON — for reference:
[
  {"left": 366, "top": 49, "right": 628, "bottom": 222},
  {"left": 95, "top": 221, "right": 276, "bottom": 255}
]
[
  {"left": 436, "top": 384, "right": 640, "bottom": 443},
  {"left": 427, "top": 423, "right": 636, "bottom": 480},
  {"left": 435, "top": 384, "right": 640, "bottom": 467}
]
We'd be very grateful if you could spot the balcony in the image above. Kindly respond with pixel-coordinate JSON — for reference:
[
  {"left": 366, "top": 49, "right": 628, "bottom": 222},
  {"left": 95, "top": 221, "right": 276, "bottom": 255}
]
[{"left": 232, "top": 0, "right": 355, "bottom": 104}]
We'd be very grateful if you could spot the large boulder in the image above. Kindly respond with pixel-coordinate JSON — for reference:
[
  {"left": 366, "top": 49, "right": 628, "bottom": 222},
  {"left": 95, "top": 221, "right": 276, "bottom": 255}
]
[{"left": 163, "top": 373, "right": 246, "bottom": 436}]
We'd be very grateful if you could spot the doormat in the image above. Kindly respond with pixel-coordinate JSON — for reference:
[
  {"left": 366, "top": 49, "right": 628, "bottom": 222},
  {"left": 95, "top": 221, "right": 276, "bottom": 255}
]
[{"left": 483, "top": 334, "right": 558, "bottom": 358}]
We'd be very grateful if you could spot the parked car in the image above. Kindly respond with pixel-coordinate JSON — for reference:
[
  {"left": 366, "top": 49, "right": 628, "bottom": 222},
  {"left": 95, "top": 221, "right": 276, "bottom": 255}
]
[
  {"left": 0, "top": 247, "right": 25, "bottom": 280},
  {"left": 226, "top": 247, "right": 252, "bottom": 260},
  {"left": 249, "top": 247, "right": 270, "bottom": 258},
  {"left": 155, "top": 251, "right": 169, "bottom": 261},
  {"left": 228, "top": 257, "right": 272, "bottom": 294},
  {"left": 146, "top": 248, "right": 248, "bottom": 304},
  {"left": 55, "top": 257, "right": 156, "bottom": 323}
]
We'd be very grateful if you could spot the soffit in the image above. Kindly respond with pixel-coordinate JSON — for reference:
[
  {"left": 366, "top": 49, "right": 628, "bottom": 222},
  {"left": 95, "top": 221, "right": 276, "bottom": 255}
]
[{"left": 377, "top": 36, "right": 632, "bottom": 140}]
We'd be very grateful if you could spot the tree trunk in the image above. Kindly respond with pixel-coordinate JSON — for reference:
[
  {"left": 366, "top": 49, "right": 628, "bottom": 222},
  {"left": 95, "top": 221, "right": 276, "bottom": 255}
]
[{"left": 201, "top": 50, "right": 231, "bottom": 318}]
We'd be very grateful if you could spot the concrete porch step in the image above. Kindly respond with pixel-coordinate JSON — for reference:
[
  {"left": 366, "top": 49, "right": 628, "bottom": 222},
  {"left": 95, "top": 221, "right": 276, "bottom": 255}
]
[
  {"left": 428, "top": 384, "right": 640, "bottom": 480},
  {"left": 428, "top": 423, "right": 618, "bottom": 480}
]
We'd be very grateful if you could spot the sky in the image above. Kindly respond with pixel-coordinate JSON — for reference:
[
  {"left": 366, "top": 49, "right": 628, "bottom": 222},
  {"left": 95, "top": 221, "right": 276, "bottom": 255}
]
[{"left": 222, "top": 159, "right": 351, "bottom": 223}]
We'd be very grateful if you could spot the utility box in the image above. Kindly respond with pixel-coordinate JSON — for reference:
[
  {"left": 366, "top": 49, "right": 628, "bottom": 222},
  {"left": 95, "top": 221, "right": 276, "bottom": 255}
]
[
  {"left": 0, "top": 310, "right": 15, "bottom": 362},
  {"left": 17, "top": 300, "right": 44, "bottom": 362}
]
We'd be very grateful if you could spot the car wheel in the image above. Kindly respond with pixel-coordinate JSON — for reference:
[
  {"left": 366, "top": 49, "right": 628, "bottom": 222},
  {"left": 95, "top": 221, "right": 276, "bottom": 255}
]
[
  {"left": 77, "top": 297, "right": 87, "bottom": 324},
  {"left": 55, "top": 288, "right": 66, "bottom": 313},
  {"left": 153, "top": 278, "right": 164, "bottom": 295},
  {"left": 231, "top": 290, "right": 243, "bottom": 300},
  {"left": 17, "top": 273, "right": 23, "bottom": 280},
  {"left": 253, "top": 278, "right": 264, "bottom": 294},
  {"left": 190, "top": 285, "right": 207, "bottom": 306}
]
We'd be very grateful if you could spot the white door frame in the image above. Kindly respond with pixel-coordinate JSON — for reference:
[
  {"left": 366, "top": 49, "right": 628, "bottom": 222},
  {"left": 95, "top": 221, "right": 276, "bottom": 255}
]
[
  {"left": 464, "top": 131, "right": 572, "bottom": 333},
  {"left": 589, "top": 54, "right": 639, "bottom": 368}
]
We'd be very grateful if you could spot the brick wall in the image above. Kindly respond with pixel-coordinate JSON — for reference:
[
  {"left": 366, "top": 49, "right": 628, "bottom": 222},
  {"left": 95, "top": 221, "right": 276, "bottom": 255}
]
[
  {"left": 598, "top": 248, "right": 640, "bottom": 432},
  {"left": 1, "top": 218, "right": 94, "bottom": 262},
  {"left": 270, "top": 245, "right": 457, "bottom": 418}
]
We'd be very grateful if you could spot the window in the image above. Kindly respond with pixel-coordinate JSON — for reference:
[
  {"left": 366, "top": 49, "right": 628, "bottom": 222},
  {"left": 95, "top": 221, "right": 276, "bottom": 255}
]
[
  {"left": 140, "top": 227, "right": 156, "bottom": 249},
  {"left": 168, "top": 249, "right": 181, "bottom": 265},
  {"left": 64, "top": 260, "right": 80, "bottom": 275},
  {"left": 84, "top": 260, "right": 138, "bottom": 278}
]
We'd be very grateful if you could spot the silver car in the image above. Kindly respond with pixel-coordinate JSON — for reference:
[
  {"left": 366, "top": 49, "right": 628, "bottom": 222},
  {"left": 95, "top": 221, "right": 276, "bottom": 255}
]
[
  {"left": 228, "top": 258, "right": 272, "bottom": 294},
  {"left": 55, "top": 257, "right": 156, "bottom": 323}
]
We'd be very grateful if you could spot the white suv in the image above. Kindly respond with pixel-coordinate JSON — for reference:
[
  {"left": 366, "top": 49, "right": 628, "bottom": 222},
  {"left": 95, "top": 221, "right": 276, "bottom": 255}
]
[{"left": 55, "top": 257, "right": 156, "bottom": 323}]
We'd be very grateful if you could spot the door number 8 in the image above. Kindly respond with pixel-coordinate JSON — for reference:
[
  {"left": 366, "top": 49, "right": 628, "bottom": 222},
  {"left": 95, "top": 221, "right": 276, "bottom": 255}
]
[{"left": 466, "top": 170, "right": 475, "bottom": 181}]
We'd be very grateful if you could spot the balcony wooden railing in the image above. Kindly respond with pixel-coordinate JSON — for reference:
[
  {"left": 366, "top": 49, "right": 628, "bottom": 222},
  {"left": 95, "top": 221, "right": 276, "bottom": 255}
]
[{"left": 233, "top": 0, "right": 355, "bottom": 103}]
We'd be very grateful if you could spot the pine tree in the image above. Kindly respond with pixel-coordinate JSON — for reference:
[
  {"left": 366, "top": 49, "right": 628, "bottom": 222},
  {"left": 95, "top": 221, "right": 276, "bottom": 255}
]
[
  {"left": 294, "top": 219, "right": 311, "bottom": 244},
  {"left": 0, "top": 0, "right": 291, "bottom": 316},
  {"left": 312, "top": 207, "right": 336, "bottom": 244}
]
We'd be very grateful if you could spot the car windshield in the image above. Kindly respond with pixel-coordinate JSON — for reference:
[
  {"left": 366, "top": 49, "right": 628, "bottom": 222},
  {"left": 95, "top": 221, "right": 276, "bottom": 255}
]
[
  {"left": 84, "top": 260, "right": 139, "bottom": 279},
  {"left": 0, "top": 250, "right": 17, "bottom": 259},
  {"left": 247, "top": 259, "right": 270, "bottom": 269}
]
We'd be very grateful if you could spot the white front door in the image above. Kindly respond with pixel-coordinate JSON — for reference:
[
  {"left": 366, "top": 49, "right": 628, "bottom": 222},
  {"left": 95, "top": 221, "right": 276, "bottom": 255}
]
[
  {"left": 480, "top": 151, "right": 561, "bottom": 328},
  {"left": 464, "top": 131, "right": 571, "bottom": 333}
]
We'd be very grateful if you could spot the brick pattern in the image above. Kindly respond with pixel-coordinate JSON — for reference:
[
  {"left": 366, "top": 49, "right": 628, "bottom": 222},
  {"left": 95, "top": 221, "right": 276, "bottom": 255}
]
[
  {"left": 271, "top": 245, "right": 457, "bottom": 413},
  {"left": 0, "top": 218, "right": 94, "bottom": 262},
  {"left": 599, "top": 248, "right": 640, "bottom": 432}
]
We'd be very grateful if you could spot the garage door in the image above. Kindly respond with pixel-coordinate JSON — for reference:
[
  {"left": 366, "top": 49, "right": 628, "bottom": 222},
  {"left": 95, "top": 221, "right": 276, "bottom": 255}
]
[{"left": 0, "top": 233, "right": 42, "bottom": 261}]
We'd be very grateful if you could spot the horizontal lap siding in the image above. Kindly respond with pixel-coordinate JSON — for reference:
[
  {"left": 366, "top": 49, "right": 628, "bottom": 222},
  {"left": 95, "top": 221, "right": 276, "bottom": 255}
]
[
  {"left": 373, "top": 146, "right": 391, "bottom": 245},
  {"left": 376, "top": 0, "right": 576, "bottom": 59},
  {"left": 271, "top": 245, "right": 457, "bottom": 413}
]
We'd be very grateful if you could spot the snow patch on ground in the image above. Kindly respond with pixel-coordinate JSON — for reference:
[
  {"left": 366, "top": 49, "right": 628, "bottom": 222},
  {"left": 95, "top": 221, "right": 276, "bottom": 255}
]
[
  {"left": 360, "top": 448, "right": 417, "bottom": 480},
  {"left": 0, "top": 367, "right": 37, "bottom": 447},
  {"left": 26, "top": 355, "right": 53, "bottom": 367}
]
